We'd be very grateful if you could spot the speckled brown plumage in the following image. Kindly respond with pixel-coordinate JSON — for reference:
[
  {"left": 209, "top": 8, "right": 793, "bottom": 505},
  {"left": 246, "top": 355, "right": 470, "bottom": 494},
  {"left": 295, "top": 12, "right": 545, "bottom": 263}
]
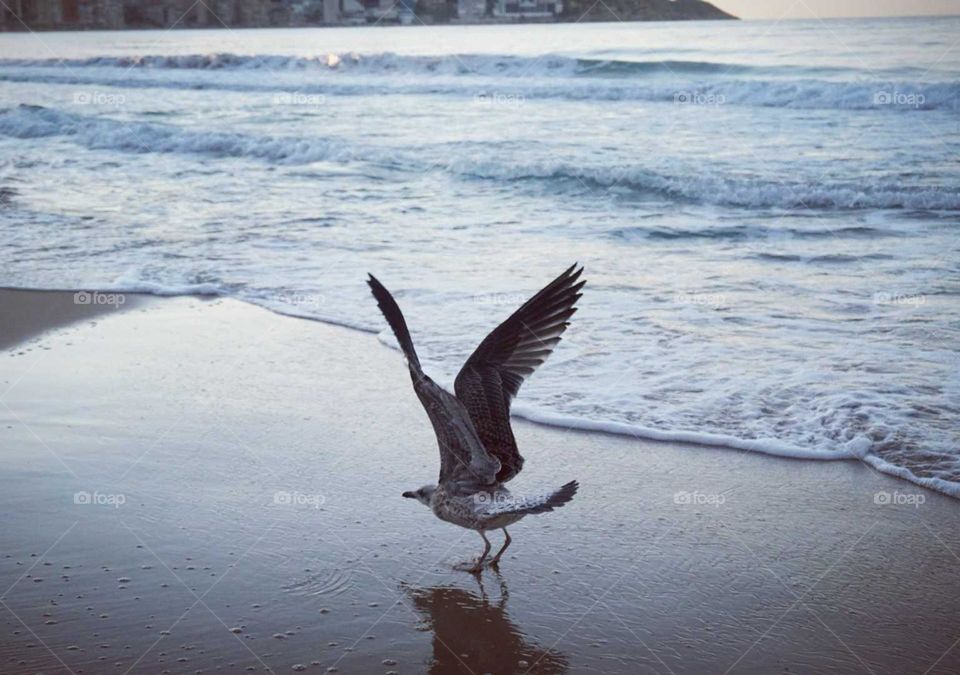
[{"left": 454, "top": 264, "right": 585, "bottom": 483}]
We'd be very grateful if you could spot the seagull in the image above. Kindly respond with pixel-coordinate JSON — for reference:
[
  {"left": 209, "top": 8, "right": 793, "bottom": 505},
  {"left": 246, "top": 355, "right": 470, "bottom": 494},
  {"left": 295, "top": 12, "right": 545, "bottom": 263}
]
[{"left": 367, "top": 265, "right": 584, "bottom": 572}]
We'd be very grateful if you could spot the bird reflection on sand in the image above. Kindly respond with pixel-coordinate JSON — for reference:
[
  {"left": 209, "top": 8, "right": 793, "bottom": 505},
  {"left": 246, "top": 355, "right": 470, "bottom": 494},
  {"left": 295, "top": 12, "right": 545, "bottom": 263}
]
[{"left": 405, "top": 575, "right": 568, "bottom": 674}]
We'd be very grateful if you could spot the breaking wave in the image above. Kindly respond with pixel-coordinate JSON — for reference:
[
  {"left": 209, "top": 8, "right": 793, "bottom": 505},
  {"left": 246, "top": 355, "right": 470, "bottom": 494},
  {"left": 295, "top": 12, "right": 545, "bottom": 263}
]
[
  {"left": 0, "top": 104, "right": 351, "bottom": 164},
  {"left": 3, "top": 105, "right": 959, "bottom": 210},
  {"left": 0, "top": 52, "right": 956, "bottom": 111},
  {"left": 0, "top": 53, "right": 794, "bottom": 75}
]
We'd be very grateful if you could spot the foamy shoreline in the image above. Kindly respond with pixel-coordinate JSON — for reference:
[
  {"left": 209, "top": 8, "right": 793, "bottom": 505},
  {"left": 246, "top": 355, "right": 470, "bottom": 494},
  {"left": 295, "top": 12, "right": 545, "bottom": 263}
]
[{"left": 7, "top": 284, "right": 957, "bottom": 501}]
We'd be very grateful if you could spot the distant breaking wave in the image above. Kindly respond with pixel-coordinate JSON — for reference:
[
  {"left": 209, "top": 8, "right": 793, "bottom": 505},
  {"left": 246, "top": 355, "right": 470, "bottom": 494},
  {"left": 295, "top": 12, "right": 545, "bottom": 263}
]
[
  {"left": 0, "top": 53, "right": 956, "bottom": 111},
  {"left": 0, "top": 51, "right": 937, "bottom": 79},
  {"left": 3, "top": 105, "right": 959, "bottom": 211},
  {"left": 0, "top": 53, "right": 807, "bottom": 75}
]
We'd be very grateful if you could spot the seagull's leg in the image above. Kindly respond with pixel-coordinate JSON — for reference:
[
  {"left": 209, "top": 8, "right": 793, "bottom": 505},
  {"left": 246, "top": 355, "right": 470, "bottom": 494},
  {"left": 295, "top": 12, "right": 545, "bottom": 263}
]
[
  {"left": 468, "top": 531, "right": 491, "bottom": 573},
  {"left": 491, "top": 528, "right": 512, "bottom": 565}
]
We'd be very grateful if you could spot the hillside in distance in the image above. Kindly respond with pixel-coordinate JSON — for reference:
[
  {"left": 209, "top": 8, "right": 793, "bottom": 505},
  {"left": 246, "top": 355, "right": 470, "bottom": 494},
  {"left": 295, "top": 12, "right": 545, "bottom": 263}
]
[{"left": 560, "top": 0, "right": 736, "bottom": 21}]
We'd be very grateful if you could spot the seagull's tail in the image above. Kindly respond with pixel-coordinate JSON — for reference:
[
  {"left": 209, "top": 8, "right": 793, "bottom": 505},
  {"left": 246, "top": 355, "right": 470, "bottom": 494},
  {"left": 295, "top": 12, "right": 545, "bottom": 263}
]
[
  {"left": 367, "top": 274, "right": 422, "bottom": 372},
  {"left": 525, "top": 480, "right": 579, "bottom": 515},
  {"left": 493, "top": 480, "right": 579, "bottom": 517}
]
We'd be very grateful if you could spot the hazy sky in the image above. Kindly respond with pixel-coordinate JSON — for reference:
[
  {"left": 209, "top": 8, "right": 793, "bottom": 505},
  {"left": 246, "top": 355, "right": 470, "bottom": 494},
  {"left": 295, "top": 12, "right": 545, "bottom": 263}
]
[{"left": 712, "top": 0, "right": 960, "bottom": 19}]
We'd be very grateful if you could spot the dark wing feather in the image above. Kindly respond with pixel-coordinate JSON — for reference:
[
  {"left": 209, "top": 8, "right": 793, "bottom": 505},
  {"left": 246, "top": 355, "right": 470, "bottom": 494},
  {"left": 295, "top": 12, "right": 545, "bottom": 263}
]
[
  {"left": 454, "top": 265, "right": 585, "bottom": 483},
  {"left": 367, "top": 274, "right": 500, "bottom": 487}
]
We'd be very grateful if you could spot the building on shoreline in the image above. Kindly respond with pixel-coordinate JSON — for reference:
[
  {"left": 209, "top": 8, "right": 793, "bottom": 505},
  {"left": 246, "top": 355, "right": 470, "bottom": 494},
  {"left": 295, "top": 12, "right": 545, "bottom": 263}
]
[
  {"left": 2, "top": 1, "right": 124, "bottom": 29},
  {"left": 1, "top": 1, "right": 337, "bottom": 29},
  {"left": 0, "top": 0, "right": 732, "bottom": 30}
]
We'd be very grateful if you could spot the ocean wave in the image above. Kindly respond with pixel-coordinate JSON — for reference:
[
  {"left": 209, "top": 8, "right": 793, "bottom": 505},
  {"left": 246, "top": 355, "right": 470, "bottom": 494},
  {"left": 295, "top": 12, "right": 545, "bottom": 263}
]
[
  {"left": 455, "top": 160, "right": 960, "bottom": 210},
  {"left": 3, "top": 105, "right": 958, "bottom": 211},
  {"left": 0, "top": 53, "right": 781, "bottom": 76},
  {"left": 0, "top": 56, "right": 956, "bottom": 111},
  {"left": 611, "top": 224, "right": 893, "bottom": 242},
  {"left": 0, "top": 104, "right": 351, "bottom": 164},
  {"left": 508, "top": 405, "right": 960, "bottom": 499},
  {"left": 0, "top": 52, "right": 919, "bottom": 80}
]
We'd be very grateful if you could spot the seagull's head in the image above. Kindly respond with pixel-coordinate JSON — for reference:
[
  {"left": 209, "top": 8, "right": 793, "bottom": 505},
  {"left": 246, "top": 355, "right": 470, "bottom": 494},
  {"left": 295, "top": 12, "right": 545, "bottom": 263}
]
[{"left": 402, "top": 484, "right": 436, "bottom": 507}]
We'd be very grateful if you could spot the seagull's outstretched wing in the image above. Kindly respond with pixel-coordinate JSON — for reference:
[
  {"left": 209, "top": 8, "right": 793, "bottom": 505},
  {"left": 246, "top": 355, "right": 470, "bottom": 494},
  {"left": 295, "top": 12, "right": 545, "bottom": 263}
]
[
  {"left": 367, "top": 274, "right": 500, "bottom": 487},
  {"left": 454, "top": 265, "right": 585, "bottom": 483}
]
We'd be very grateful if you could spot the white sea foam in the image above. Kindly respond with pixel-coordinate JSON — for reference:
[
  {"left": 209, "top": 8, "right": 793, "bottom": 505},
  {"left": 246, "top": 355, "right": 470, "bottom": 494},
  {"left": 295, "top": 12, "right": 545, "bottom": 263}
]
[
  {"left": 510, "top": 403, "right": 854, "bottom": 460},
  {"left": 105, "top": 272, "right": 224, "bottom": 297},
  {"left": 861, "top": 454, "right": 960, "bottom": 499},
  {"left": 508, "top": 408, "right": 960, "bottom": 499}
]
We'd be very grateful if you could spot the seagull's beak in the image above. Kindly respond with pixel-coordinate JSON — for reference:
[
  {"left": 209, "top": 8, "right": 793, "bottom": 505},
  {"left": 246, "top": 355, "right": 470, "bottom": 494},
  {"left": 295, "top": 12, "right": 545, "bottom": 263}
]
[{"left": 402, "top": 491, "right": 416, "bottom": 499}]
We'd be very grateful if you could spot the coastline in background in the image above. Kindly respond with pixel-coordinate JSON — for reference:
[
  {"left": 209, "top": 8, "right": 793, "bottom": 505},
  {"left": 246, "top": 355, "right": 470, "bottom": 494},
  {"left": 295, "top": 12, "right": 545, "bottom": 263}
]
[{"left": 0, "top": 0, "right": 735, "bottom": 32}]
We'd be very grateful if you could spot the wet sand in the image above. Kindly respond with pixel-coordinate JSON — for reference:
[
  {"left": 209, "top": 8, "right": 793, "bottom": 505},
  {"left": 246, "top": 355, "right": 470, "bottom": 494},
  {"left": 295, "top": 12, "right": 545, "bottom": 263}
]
[
  {"left": 0, "top": 289, "right": 145, "bottom": 351},
  {"left": 1, "top": 289, "right": 958, "bottom": 675}
]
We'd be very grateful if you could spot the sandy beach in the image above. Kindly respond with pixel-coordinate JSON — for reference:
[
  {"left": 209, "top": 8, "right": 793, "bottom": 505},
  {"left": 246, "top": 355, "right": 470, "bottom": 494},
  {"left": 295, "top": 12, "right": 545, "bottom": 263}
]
[{"left": 0, "top": 288, "right": 958, "bottom": 674}]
